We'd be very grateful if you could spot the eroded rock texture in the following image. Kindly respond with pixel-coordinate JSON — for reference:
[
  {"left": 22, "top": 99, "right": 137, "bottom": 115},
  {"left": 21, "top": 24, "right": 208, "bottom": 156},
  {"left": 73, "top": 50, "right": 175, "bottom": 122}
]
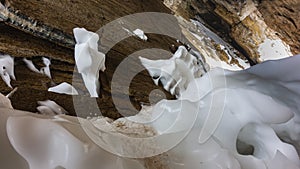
[
  {"left": 258, "top": 0, "right": 300, "bottom": 55},
  {"left": 0, "top": 0, "right": 298, "bottom": 118},
  {"left": 164, "top": 0, "right": 299, "bottom": 63},
  {"left": 0, "top": 0, "right": 177, "bottom": 118}
]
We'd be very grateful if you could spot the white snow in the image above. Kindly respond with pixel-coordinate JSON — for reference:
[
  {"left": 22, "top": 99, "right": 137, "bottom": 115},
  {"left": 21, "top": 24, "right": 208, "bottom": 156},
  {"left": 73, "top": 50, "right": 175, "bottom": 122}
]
[
  {"left": 204, "top": 54, "right": 244, "bottom": 70},
  {"left": 0, "top": 31, "right": 299, "bottom": 169},
  {"left": 122, "top": 27, "right": 133, "bottom": 35},
  {"left": 40, "top": 57, "right": 51, "bottom": 78},
  {"left": 140, "top": 46, "right": 208, "bottom": 96},
  {"left": 189, "top": 32, "right": 246, "bottom": 71},
  {"left": 1, "top": 53, "right": 300, "bottom": 168},
  {"left": 37, "top": 100, "right": 68, "bottom": 115},
  {"left": 48, "top": 82, "right": 78, "bottom": 95},
  {"left": 258, "top": 38, "right": 292, "bottom": 61},
  {"left": 121, "top": 27, "right": 148, "bottom": 41},
  {"left": 138, "top": 47, "right": 300, "bottom": 168},
  {"left": 188, "top": 20, "right": 250, "bottom": 71},
  {"left": 0, "top": 54, "right": 15, "bottom": 88},
  {"left": 133, "top": 29, "right": 148, "bottom": 41},
  {"left": 73, "top": 28, "right": 106, "bottom": 97},
  {"left": 6, "top": 87, "right": 18, "bottom": 98}
]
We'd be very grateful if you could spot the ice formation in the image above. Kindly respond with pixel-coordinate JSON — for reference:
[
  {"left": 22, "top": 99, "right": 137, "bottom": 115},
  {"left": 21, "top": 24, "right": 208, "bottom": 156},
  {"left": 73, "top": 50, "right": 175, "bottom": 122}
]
[
  {"left": 137, "top": 51, "right": 300, "bottom": 168},
  {"left": 133, "top": 29, "right": 148, "bottom": 41},
  {"left": 23, "top": 58, "right": 40, "bottom": 73},
  {"left": 0, "top": 92, "right": 13, "bottom": 109},
  {"left": 1, "top": 107, "right": 165, "bottom": 169},
  {"left": 40, "top": 57, "right": 51, "bottom": 78},
  {"left": 48, "top": 82, "right": 78, "bottom": 95},
  {"left": 0, "top": 54, "right": 15, "bottom": 88},
  {"left": 1, "top": 49, "right": 300, "bottom": 169},
  {"left": 37, "top": 100, "right": 68, "bottom": 115},
  {"left": 23, "top": 57, "right": 52, "bottom": 78},
  {"left": 73, "top": 28, "right": 106, "bottom": 97},
  {"left": 5, "top": 87, "right": 18, "bottom": 99},
  {"left": 140, "top": 46, "right": 208, "bottom": 96}
]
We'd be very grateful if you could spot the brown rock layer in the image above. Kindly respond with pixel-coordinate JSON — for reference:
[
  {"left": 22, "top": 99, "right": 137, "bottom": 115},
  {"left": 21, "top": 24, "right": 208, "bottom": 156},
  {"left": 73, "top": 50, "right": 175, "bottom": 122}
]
[
  {"left": 164, "top": 0, "right": 299, "bottom": 63},
  {"left": 0, "top": 0, "right": 178, "bottom": 118},
  {"left": 1, "top": 0, "right": 298, "bottom": 118},
  {"left": 258, "top": 0, "right": 300, "bottom": 55}
]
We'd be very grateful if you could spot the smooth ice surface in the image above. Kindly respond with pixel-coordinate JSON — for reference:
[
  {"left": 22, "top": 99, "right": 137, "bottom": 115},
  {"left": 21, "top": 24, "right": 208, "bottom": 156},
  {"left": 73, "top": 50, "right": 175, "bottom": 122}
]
[
  {"left": 73, "top": 28, "right": 106, "bottom": 97},
  {"left": 140, "top": 46, "right": 208, "bottom": 96},
  {"left": 3, "top": 110, "right": 146, "bottom": 169},
  {"left": 1, "top": 52, "right": 300, "bottom": 169},
  {"left": 0, "top": 54, "right": 15, "bottom": 88},
  {"left": 139, "top": 50, "right": 300, "bottom": 168},
  {"left": 48, "top": 82, "right": 78, "bottom": 95},
  {"left": 37, "top": 100, "right": 68, "bottom": 115}
]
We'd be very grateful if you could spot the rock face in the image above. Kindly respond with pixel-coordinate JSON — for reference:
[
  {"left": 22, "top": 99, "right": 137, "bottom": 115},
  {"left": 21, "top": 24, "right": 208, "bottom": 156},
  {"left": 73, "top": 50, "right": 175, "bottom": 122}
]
[
  {"left": 0, "top": 0, "right": 172, "bottom": 48},
  {"left": 0, "top": 0, "right": 177, "bottom": 118},
  {"left": 0, "top": 0, "right": 298, "bottom": 118},
  {"left": 258, "top": 0, "right": 300, "bottom": 55},
  {"left": 164, "top": 0, "right": 299, "bottom": 63}
]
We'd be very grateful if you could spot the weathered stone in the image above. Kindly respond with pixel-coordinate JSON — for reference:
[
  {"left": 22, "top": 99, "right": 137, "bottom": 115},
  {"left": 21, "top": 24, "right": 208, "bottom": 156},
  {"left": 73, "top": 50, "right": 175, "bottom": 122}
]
[
  {"left": 214, "top": 0, "right": 292, "bottom": 62},
  {"left": 1, "top": 0, "right": 298, "bottom": 119},
  {"left": 1, "top": 0, "right": 172, "bottom": 48},
  {"left": 0, "top": 0, "right": 178, "bottom": 118},
  {"left": 0, "top": 23, "right": 74, "bottom": 63},
  {"left": 163, "top": 0, "right": 298, "bottom": 63},
  {"left": 258, "top": 0, "right": 300, "bottom": 55},
  {"left": 176, "top": 16, "right": 249, "bottom": 69}
]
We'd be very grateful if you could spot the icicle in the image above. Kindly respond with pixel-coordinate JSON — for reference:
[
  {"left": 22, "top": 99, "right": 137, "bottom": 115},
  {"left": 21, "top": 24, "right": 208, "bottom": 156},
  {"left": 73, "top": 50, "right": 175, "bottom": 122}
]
[
  {"left": 73, "top": 28, "right": 106, "bottom": 97},
  {"left": 23, "top": 57, "right": 52, "bottom": 79},
  {"left": 0, "top": 54, "right": 15, "bottom": 88},
  {"left": 23, "top": 58, "right": 40, "bottom": 73},
  {"left": 37, "top": 100, "right": 67, "bottom": 115},
  {"left": 48, "top": 82, "right": 78, "bottom": 95},
  {"left": 140, "top": 46, "right": 207, "bottom": 96}
]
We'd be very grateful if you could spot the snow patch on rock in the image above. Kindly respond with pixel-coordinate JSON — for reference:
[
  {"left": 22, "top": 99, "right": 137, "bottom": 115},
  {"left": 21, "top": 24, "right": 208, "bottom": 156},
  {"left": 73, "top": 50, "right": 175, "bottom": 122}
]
[
  {"left": 133, "top": 29, "right": 148, "bottom": 41},
  {"left": 258, "top": 38, "right": 292, "bottom": 61}
]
